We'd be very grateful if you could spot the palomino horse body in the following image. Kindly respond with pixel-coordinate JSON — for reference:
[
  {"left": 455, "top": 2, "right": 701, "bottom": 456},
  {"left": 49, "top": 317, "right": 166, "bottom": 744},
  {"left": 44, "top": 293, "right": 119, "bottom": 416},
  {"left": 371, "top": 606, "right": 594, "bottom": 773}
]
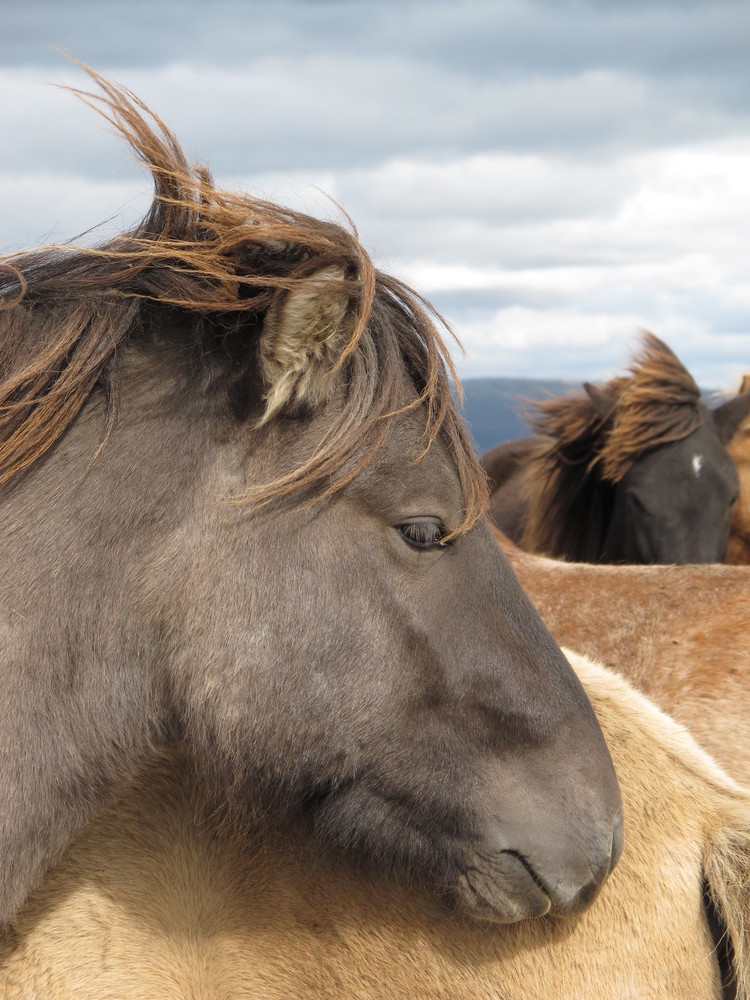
[
  {"left": 482, "top": 334, "right": 750, "bottom": 563},
  {"left": 0, "top": 70, "right": 622, "bottom": 931},
  {"left": 2, "top": 652, "right": 747, "bottom": 1000},
  {"left": 496, "top": 528, "right": 750, "bottom": 786},
  {"left": 727, "top": 375, "right": 750, "bottom": 564}
]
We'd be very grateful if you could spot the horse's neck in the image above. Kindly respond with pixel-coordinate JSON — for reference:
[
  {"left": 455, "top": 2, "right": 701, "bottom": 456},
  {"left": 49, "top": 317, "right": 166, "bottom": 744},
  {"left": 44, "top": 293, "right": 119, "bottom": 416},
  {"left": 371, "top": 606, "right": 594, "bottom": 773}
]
[{"left": 0, "top": 349, "right": 214, "bottom": 930}]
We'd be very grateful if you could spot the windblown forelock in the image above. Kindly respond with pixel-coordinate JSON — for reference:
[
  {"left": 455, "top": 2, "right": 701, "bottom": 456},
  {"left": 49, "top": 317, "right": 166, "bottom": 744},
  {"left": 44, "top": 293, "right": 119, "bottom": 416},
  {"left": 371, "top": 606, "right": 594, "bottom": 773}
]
[
  {"left": 0, "top": 62, "right": 487, "bottom": 533},
  {"left": 598, "top": 332, "right": 702, "bottom": 483},
  {"left": 528, "top": 332, "right": 702, "bottom": 484}
]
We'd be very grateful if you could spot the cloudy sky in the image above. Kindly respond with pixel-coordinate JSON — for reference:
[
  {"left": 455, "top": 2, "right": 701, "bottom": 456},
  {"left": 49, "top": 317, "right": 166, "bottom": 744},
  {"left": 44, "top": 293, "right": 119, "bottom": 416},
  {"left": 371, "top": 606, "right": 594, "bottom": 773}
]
[{"left": 2, "top": 0, "right": 749, "bottom": 390}]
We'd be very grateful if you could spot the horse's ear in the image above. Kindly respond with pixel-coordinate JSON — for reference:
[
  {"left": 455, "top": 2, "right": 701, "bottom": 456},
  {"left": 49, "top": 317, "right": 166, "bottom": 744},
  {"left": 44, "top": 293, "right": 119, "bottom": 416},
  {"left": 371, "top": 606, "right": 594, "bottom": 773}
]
[
  {"left": 583, "top": 382, "right": 617, "bottom": 423},
  {"left": 258, "top": 265, "right": 352, "bottom": 424},
  {"left": 711, "top": 390, "right": 750, "bottom": 444}
]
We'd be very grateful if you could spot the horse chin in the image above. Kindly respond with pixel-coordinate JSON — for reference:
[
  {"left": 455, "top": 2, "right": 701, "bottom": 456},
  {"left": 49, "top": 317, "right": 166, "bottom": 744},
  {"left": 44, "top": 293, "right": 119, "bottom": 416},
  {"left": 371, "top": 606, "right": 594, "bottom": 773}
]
[{"left": 456, "top": 852, "right": 552, "bottom": 922}]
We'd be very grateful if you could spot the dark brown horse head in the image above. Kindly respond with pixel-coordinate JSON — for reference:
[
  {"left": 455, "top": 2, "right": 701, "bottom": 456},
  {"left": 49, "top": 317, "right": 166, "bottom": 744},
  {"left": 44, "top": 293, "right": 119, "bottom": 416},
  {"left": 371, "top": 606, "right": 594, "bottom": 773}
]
[
  {"left": 485, "top": 333, "right": 750, "bottom": 564},
  {"left": 0, "top": 67, "right": 622, "bottom": 929},
  {"left": 602, "top": 403, "right": 742, "bottom": 563}
]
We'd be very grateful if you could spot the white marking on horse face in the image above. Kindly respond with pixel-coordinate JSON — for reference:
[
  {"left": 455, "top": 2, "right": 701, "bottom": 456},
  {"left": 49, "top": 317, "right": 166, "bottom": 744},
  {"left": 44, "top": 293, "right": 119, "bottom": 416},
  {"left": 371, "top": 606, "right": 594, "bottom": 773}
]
[{"left": 692, "top": 454, "right": 703, "bottom": 477}]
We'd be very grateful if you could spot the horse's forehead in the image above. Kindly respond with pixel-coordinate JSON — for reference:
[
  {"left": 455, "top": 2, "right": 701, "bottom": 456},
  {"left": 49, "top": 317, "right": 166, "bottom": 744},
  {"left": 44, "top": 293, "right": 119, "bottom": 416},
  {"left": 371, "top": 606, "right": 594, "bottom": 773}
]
[
  {"left": 679, "top": 420, "right": 735, "bottom": 474},
  {"left": 355, "top": 408, "right": 463, "bottom": 506},
  {"left": 631, "top": 422, "right": 736, "bottom": 491}
]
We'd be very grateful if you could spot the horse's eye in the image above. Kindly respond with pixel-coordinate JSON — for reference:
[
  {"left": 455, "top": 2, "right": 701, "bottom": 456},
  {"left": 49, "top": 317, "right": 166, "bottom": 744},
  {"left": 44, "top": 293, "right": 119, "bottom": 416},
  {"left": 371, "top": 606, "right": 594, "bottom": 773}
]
[{"left": 396, "top": 520, "right": 451, "bottom": 550}]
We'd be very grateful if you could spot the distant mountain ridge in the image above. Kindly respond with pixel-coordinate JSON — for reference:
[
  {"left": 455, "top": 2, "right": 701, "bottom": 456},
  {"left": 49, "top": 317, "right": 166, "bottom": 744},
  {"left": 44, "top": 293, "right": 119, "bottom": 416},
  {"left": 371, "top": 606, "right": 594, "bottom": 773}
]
[{"left": 459, "top": 377, "right": 577, "bottom": 455}]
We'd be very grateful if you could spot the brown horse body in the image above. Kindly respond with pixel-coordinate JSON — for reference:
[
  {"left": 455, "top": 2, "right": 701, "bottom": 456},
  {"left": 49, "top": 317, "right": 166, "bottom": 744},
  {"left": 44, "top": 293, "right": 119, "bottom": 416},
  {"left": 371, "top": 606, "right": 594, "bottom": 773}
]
[
  {"left": 2, "top": 652, "right": 747, "bottom": 999},
  {"left": 496, "top": 527, "right": 750, "bottom": 786}
]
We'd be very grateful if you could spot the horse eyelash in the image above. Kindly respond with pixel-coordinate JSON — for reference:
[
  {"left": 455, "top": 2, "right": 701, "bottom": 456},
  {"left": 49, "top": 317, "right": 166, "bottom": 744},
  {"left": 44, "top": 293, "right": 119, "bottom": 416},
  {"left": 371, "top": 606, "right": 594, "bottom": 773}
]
[{"left": 396, "top": 521, "right": 452, "bottom": 550}]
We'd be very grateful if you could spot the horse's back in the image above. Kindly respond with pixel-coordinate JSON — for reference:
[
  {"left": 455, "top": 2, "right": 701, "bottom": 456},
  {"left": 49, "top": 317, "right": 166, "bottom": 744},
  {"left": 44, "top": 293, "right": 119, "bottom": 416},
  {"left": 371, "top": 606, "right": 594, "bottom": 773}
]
[{"left": 499, "top": 532, "right": 750, "bottom": 788}]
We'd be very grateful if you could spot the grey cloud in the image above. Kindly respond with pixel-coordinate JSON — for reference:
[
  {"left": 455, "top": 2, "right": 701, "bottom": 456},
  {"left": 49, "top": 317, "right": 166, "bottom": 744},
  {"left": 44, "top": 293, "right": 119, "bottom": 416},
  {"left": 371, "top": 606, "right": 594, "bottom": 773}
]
[
  {"left": 4, "top": 0, "right": 750, "bottom": 385},
  {"left": 5, "top": 0, "right": 749, "bottom": 85},
  {"left": 3, "top": 59, "right": 748, "bottom": 185},
  {"left": 3, "top": 0, "right": 750, "bottom": 186}
]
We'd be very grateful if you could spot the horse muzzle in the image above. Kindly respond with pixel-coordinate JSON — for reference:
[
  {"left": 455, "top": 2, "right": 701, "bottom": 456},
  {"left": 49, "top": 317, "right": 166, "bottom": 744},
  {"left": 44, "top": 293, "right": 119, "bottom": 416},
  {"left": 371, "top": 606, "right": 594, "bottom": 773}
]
[
  {"left": 455, "top": 806, "right": 624, "bottom": 922},
  {"left": 452, "top": 723, "right": 625, "bottom": 925}
]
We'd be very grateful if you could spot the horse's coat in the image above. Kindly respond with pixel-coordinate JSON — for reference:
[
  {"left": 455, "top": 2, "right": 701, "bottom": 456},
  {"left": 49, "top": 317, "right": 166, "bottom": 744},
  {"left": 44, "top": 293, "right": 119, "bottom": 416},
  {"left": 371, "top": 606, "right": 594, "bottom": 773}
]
[
  {"left": 496, "top": 527, "right": 750, "bottom": 786},
  {"left": 482, "top": 334, "right": 750, "bottom": 563},
  {"left": 1, "top": 652, "right": 746, "bottom": 1000},
  {"left": 0, "top": 68, "right": 622, "bottom": 929}
]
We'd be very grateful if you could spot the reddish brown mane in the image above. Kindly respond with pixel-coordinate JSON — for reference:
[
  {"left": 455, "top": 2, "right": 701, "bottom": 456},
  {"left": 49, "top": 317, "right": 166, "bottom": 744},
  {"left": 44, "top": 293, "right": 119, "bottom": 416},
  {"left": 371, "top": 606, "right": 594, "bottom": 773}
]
[
  {"left": 0, "top": 65, "right": 486, "bottom": 531},
  {"left": 521, "top": 332, "right": 702, "bottom": 557}
]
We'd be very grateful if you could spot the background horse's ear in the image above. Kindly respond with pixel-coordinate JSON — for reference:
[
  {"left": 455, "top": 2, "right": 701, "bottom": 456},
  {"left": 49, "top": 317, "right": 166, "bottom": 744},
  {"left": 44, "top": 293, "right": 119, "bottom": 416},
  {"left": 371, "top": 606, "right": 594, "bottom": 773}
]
[
  {"left": 583, "top": 382, "right": 617, "bottom": 423},
  {"left": 711, "top": 389, "right": 750, "bottom": 445},
  {"left": 258, "top": 265, "right": 351, "bottom": 424}
]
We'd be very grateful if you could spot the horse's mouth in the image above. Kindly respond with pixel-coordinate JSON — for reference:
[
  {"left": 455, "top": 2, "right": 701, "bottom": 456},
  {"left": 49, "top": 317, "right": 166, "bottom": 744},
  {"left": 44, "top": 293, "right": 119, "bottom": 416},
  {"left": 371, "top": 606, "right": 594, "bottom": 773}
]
[
  {"left": 456, "top": 810, "right": 623, "bottom": 924},
  {"left": 456, "top": 851, "right": 552, "bottom": 923}
]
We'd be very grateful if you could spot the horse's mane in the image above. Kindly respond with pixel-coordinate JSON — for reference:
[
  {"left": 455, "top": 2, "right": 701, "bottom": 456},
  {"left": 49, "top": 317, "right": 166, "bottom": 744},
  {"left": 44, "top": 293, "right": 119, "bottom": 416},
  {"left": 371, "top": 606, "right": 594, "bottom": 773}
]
[
  {"left": 0, "top": 65, "right": 486, "bottom": 532},
  {"left": 521, "top": 333, "right": 702, "bottom": 559}
]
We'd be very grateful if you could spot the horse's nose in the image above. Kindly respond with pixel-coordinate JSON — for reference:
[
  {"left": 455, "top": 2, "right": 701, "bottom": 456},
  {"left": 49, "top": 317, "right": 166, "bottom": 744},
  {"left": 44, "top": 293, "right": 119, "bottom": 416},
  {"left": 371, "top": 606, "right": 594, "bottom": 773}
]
[
  {"left": 459, "top": 756, "right": 624, "bottom": 924},
  {"left": 519, "top": 800, "right": 625, "bottom": 917},
  {"left": 454, "top": 800, "right": 624, "bottom": 923}
]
